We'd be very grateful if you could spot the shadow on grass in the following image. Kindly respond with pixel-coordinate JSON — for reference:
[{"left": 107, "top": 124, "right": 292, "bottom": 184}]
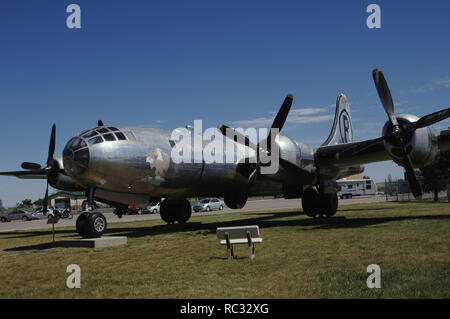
[
  {"left": 3, "top": 208, "right": 450, "bottom": 251},
  {"left": 0, "top": 229, "right": 75, "bottom": 240},
  {"left": 4, "top": 242, "right": 58, "bottom": 251},
  {"left": 107, "top": 211, "right": 450, "bottom": 238}
]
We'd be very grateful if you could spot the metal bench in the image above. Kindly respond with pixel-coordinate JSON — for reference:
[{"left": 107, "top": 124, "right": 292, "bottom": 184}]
[{"left": 216, "top": 225, "right": 262, "bottom": 260}]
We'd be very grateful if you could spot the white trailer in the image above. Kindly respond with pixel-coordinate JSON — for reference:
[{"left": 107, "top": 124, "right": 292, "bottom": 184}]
[{"left": 337, "top": 179, "right": 377, "bottom": 199}]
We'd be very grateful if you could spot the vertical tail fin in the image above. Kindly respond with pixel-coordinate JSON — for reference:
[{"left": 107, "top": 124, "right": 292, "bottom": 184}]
[{"left": 322, "top": 93, "right": 353, "bottom": 146}]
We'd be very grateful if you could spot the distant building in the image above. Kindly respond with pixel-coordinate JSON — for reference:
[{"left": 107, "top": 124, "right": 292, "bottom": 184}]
[{"left": 48, "top": 191, "right": 86, "bottom": 210}]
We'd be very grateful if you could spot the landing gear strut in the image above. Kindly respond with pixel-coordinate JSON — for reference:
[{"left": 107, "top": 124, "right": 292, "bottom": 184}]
[
  {"left": 160, "top": 199, "right": 192, "bottom": 224},
  {"left": 302, "top": 188, "right": 338, "bottom": 218}
]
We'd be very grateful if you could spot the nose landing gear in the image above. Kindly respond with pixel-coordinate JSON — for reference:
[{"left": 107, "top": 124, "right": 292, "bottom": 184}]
[
  {"left": 76, "top": 211, "right": 107, "bottom": 238},
  {"left": 76, "top": 187, "right": 108, "bottom": 238}
]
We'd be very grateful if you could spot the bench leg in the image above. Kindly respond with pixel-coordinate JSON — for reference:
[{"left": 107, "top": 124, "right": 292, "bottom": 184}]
[
  {"left": 227, "top": 245, "right": 235, "bottom": 260},
  {"left": 225, "top": 232, "right": 234, "bottom": 260},
  {"left": 247, "top": 231, "right": 255, "bottom": 260},
  {"left": 248, "top": 243, "right": 255, "bottom": 260}
]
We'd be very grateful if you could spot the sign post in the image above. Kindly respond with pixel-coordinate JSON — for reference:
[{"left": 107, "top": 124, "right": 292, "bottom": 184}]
[{"left": 46, "top": 212, "right": 61, "bottom": 246}]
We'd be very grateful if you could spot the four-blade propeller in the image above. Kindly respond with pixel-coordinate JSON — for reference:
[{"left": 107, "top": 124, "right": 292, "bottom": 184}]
[
  {"left": 20, "top": 124, "right": 60, "bottom": 214},
  {"left": 217, "top": 94, "right": 293, "bottom": 206},
  {"left": 343, "top": 69, "right": 450, "bottom": 199},
  {"left": 373, "top": 69, "right": 450, "bottom": 199}
]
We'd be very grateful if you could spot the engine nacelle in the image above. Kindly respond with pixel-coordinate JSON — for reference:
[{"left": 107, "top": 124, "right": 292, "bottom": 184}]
[
  {"left": 49, "top": 157, "right": 85, "bottom": 191},
  {"left": 382, "top": 114, "right": 439, "bottom": 168}
]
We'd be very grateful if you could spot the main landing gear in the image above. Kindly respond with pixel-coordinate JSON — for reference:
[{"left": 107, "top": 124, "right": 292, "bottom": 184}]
[
  {"left": 160, "top": 199, "right": 192, "bottom": 224},
  {"left": 302, "top": 188, "right": 338, "bottom": 218}
]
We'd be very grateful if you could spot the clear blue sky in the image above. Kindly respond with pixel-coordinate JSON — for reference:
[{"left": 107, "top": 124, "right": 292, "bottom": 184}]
[{"left": 0, "top": 0, "right": 449, "bottom": 207}]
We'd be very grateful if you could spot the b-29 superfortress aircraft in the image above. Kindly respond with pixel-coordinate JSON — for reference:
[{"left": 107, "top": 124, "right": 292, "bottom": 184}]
[{"left": 1, "top": 69, "right": 449, "bottom": 238}]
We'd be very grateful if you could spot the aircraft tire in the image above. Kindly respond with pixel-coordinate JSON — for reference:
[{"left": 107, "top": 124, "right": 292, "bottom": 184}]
[
  {"left": 177, "top": 200, "right": 192, "bottom": 224},
  {"left": 302, "top": 188, "right": 320, "bottom": 217},
  {"left": 76, "top": 212, "right": 90, "bottom": 238},
  {"left": 86, "top": 212, "right": 107, "bottom": 238},
  {"left": 160, "top": 199, "right": 191, "bottom": 224},
  {"left": 160, "top": 200, "right": 176, "bottom": 224},
  {"left": 76, "top": 212, "right": 107, "bottom": 238},
  {"left": 321, "top": 194, "right": 338, "bottom": 217}
]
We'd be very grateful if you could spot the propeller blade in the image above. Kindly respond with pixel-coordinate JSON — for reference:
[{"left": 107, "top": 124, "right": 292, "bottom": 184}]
[
  {"left": 402, "top": 152, "right": 423, "bottom": 199},
  {"left": 218, "top": 94, "right": 293, "bottom": 153},
  {"left": 218, "top": 94, "right": 294, "bottom": 208},
  {"left": 47, "top": 124, "right": 56, "bottom": 167},
  {"left": 373, "top": 69, "right": 399, "bottom": 128},
  {"left": 270, "top": 94, "right": 294, "bottom": 131},
  {"left": 43, "top": 182, "right": 49, "bottom": 215},
  {"left": 246, "top": 167, "right": 259, "bottom": 191},
  {"left": 98, "top": 120, "right": 104, "bottom": 126},
  {"left": 266, "top": 94, "right": 293, "bottom": 153},
  {"left": 21, "top": 162, "right": 42, "bottom": 170},
  {"left": 405, "top": 108, "right": 450, "bottom": 133},
  {"left": 217, "top": 125, "right": 258, "bottom": 151}
]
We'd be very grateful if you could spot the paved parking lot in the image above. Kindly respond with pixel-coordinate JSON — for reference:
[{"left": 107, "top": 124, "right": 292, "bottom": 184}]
[{"left": 0, "top": 195, "right": 387, "bottom": 233}]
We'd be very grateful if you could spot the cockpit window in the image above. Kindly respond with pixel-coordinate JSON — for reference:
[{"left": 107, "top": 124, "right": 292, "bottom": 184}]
[
  {"left": 97, "top": 128, "right": 109, "bottom": 134},
  {"left": 103, "top": 133, "right": 116, "bottom": 141},
  {"left": 78, "top": 127, "right": 129, "bottom": 144},
  {"left": 66, "top": 137, "right": 87, "bottom": 151},
  {"left": 73, "top": 148, "right": 89, "bottom": 167},
  {"left": 88, "top": 136, "right": 104, "bottom": 145},
  {"left": 72, "top": 138, "right": 87, "bottom": 150},
  {"left": 83, "top": 130, "right": 98, "bottom": 139},
  {"left": 115, "top": 132, "right": 126, "bottom": 140}
]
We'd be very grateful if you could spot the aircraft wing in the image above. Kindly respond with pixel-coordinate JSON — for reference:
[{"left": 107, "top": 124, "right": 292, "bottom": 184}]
[
  {"left": 315, "top": 128, "right": 450, "bottom": 169},
  {"left": 314, "top": 137, "right": 389, "bottom": 169},
  {"left": 0, "top": 169, "right": 47, "bottom": 179}
]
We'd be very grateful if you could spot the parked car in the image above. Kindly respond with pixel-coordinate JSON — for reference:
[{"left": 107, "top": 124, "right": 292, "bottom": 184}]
[
  {"left": 1, "top": 210, "right": 38, "bottom": 222},
  {"left": 127, "top": 205, "right": 144, "bottom": 215},
  {"left": 193, "top": 198, "right": 224, "bottom": 212},
  {"left": 143, "top": 202, "right": 160, "bottom": 214}
]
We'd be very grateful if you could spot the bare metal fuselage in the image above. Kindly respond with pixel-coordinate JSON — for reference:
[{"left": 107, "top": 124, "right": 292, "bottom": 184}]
[{"left": 62, "top": 125, "right": 355, "bottom": 206}]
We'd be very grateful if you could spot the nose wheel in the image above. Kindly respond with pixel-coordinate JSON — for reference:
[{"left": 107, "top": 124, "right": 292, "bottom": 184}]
[{"left": 76, "top": 211, "right": 107, "bottom": 238}]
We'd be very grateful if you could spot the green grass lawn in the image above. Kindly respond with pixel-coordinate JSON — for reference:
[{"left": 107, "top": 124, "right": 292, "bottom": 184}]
[{"left": 0, "top": 201, "right": 449, "bottom": 298}]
